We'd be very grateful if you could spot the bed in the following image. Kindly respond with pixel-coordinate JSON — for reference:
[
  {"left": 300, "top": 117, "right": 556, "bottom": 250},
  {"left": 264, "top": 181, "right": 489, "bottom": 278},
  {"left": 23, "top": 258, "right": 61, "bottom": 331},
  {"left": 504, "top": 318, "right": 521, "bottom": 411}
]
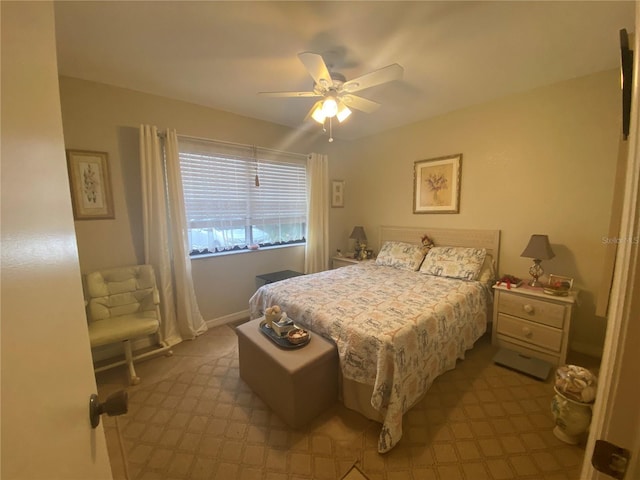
[{"left": 249, "top": 226, "right": 500, "bottom": 452}]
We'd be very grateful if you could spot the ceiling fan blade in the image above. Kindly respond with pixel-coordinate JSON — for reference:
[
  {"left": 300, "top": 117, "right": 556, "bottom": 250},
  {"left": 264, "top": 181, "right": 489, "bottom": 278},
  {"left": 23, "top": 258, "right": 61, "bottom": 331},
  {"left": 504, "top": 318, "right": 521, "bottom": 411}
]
[
  {"left": 298, "top": 52, "right": 332, "bottom": 89},
  {"left": 258, "top": 91, "right": 320, "bottom": 98},
  {"left": 340, "top": 94, "right": 381, "bottom": 113},
  {"left": 342, "top": 63, "right": 404, "bottom": 93}
]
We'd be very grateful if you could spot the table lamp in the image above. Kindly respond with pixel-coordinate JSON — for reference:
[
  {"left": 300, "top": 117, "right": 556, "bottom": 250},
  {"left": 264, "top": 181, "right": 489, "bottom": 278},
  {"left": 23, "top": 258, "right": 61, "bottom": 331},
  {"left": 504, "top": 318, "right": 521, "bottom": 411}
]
[
  {"left": 521, "top": 234, "right": 555, "bottom": 286},
  {"left": 349, "top": 226, "right": 367, "bottom": 259}
]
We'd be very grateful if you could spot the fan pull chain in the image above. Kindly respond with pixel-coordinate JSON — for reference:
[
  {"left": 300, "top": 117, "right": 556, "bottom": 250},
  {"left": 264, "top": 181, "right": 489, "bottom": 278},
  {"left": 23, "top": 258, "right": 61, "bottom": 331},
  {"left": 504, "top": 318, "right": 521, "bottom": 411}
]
[{"left": 328, "top": 117, "right": 334, "bottom": 143}]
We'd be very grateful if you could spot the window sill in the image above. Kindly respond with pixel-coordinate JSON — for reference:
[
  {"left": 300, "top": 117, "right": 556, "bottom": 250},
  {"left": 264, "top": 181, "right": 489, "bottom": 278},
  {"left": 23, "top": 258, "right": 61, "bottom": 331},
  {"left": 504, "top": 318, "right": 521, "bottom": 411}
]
[{"left": 189, "top": 242, "right": 305, "bottom": 260}]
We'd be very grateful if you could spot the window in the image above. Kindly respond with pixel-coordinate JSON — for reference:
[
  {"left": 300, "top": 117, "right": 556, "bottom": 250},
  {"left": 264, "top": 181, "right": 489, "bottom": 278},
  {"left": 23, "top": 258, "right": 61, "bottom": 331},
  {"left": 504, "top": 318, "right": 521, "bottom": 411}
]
[{"left": 178, "top": 138, "right": 308, "bottom": 255}]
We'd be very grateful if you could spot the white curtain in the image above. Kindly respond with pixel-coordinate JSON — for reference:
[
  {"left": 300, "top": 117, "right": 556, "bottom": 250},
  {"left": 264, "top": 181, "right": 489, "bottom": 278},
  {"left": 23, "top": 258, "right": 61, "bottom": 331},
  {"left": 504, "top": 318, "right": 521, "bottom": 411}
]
[
  {"left": 305, "top": 153, "right": 329, "bottom": 273},
  {"left": 140, "top": 125, "right": 207, "bottom": 345}
]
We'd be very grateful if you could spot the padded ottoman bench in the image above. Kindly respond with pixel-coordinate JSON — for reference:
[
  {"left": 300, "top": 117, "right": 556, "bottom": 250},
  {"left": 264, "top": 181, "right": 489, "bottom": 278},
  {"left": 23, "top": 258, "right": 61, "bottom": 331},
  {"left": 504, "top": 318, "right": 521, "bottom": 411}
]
[{"left": 236, "top": 318, "right": 338, "bottom": 428}]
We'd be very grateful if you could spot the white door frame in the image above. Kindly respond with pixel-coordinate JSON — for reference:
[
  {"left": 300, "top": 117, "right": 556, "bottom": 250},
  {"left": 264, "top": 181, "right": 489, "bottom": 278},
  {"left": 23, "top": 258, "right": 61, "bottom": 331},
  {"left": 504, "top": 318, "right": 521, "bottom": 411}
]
[{"left": 582, "top": 5, "right": 640, "bottom": 478}]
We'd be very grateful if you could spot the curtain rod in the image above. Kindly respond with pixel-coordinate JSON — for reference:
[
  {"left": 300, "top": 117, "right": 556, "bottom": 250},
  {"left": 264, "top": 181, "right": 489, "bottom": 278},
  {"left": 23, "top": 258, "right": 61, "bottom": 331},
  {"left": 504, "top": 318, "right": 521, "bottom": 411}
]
[{"left": 158, "top": 131, "right": 308, "bottom": 160}]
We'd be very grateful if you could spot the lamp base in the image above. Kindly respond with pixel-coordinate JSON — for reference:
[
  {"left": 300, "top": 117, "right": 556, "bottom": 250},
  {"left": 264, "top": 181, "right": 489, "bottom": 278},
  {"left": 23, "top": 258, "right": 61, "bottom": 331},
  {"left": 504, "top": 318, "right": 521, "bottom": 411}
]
[
  {"left": 528, "top": 260, "right": 544, "bottom": 287},
  {"left": 354, "top": 241, "right": 363, "bottom": 259}
]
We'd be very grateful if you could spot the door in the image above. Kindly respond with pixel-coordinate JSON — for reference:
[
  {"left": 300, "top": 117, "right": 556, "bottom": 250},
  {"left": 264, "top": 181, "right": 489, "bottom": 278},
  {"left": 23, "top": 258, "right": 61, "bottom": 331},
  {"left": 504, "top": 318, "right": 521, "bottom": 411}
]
[
  {"left": 581, "top": 6, "right": 640, "bottom": 478},
  {"left": 1, "top": 2, "right": 113, "bottom": 479}
]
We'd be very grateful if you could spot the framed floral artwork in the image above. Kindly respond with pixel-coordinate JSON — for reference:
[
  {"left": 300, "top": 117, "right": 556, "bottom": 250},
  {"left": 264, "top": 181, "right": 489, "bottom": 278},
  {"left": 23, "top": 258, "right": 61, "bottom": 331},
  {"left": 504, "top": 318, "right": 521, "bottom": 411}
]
[
  {"left": 413, "top": 154, "right": 462, "bottom": 214},
  {"left": 331, "top": 180, "right": 345, "bottom": 208},
  {"left": 66, "top": 150, "right": 115, "bottom": 220}
]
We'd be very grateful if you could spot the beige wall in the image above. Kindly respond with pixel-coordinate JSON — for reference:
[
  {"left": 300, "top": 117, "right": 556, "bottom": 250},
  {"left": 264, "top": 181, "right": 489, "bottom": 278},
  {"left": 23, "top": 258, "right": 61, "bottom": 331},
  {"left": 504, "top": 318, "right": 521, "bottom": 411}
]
[
  {"left": 59, "top": 77, "right": 325, "bottom": 323},
  {"left": 327, "top": 70, "right": 620, "bottom": 356},
  {"left": 60, "top": 69, "right": 620, "bottom": 355}
]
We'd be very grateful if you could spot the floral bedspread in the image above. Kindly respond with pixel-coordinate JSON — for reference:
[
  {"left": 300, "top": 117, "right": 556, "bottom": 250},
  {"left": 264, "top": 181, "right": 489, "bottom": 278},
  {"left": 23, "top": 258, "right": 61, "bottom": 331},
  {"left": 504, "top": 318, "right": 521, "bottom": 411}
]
[{"left": 248, "top": 262, "right": 489, "bottom": 453}]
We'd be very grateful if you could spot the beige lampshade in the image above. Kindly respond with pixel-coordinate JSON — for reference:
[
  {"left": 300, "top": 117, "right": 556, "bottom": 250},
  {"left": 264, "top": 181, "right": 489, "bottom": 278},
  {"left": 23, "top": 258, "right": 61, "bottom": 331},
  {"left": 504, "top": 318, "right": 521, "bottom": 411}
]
[
  {"left": 349, "top": 226, "right": 367, "bottom": 243},
  {"left": 521, "top": 234, "right": 555, "bottom": 260}
]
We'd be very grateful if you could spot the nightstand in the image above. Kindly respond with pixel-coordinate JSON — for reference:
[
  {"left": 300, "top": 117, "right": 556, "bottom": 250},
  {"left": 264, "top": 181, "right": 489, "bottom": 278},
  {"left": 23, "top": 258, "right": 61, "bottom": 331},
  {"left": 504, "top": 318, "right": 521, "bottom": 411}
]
[
  {"left": 331, "top": 256, "right": 361, "bottom": 269},
  {"left": 492, "top": 284, "right": 577, "bottom": 366}
]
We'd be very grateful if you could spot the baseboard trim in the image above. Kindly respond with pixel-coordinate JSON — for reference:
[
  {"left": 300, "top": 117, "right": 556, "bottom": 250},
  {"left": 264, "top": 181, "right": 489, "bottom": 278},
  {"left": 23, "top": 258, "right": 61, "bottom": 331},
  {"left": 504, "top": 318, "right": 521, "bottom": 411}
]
[
  {"left": 92, "top": 310, "right": 251, "bottom": 363},
  {"left": 205, "top": 309, "right": 250, "bottom": 328}
]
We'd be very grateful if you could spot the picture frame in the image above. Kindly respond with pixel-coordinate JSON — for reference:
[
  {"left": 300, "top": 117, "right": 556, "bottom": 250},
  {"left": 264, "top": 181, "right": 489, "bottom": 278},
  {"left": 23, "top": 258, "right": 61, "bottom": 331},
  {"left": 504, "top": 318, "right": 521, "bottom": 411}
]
[
  {"left": 66, "top": 149, "right": 115, "bottom": 220},
  {"left": 548, "top": 274, "right": 574, "bottom": 290},
  {"left": 413, "top": 153, "right": 462, "bottom": 214},
  {"left": 331, "top": 180, "right": 345, "bottom": 208},
  {"left": 544, "top": 274, "right": 574, "bottom": 296}
]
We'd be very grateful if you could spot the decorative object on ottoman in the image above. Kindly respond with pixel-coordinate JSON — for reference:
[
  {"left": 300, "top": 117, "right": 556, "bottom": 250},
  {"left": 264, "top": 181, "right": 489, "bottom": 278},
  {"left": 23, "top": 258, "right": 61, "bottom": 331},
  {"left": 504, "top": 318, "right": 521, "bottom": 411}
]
[
  {"left": 287, "top": 328, "right": 310, "bottom": 345},
  {"left": 264, "top": 305, "right": 282, "bottom": 327},
  {"left": 551, "top": 364, "right": 598, "bottom": 444},
  {"left": 271, "top": 314, "right": 296, "bottom": 336},
  {"left": 259, "top": 320, "right": 310, "bottom": 349}
]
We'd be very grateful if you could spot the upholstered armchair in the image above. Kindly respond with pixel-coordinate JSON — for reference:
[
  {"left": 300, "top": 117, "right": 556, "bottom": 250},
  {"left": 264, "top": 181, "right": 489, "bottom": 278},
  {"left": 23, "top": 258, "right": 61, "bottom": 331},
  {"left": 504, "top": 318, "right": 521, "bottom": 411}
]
[{"left": 85, "top": 264, "right": 172, "bottom": 385}]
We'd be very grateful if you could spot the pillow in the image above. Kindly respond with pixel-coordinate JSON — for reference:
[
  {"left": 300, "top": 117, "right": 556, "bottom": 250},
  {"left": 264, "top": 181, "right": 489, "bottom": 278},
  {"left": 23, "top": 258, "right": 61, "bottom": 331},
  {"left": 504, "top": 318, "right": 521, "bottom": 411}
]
[
  {"left": 419, "top": 246, "right": 487, "bottom": 280},
  {"left": 375, "top": 241, "right": 428, "bottom": 271}
]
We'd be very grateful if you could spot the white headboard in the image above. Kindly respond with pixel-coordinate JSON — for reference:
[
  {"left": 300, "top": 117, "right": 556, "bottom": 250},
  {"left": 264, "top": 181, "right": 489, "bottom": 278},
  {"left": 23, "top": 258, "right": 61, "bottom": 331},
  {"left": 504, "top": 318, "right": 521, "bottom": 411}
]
[{"left": 379, "top": 225, "right": 501, "bottom": 271}]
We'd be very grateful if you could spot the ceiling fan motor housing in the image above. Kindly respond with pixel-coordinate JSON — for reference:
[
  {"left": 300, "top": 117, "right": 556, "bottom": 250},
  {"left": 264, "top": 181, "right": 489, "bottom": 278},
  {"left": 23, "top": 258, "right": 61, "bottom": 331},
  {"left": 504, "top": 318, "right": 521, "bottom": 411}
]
[{"left": 314, "top": 72, "right": 346, "bottom": 94}]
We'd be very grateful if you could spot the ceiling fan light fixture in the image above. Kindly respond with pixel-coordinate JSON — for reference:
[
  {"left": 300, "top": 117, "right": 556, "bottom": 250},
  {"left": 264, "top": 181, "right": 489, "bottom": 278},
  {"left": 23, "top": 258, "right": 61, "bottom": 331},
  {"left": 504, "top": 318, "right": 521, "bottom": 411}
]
[
  {"left": 311, "top": 103, "right": 327, "bottom": 124},
  {"left": 321, "top": 97, "right": 338, "bottom": 118},
  {"left": 261, "top": 52, "right": 404, "bottom": 138},
  {"left": 336, "top": 103, "right": 352, "bottom": 123}
]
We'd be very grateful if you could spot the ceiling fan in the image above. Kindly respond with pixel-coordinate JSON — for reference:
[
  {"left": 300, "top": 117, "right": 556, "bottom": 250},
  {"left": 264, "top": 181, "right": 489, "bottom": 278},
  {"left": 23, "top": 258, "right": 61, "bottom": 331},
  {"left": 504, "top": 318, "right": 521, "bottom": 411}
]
[{"left": 259, "top": 52, "right": 404, "bottom": 141}]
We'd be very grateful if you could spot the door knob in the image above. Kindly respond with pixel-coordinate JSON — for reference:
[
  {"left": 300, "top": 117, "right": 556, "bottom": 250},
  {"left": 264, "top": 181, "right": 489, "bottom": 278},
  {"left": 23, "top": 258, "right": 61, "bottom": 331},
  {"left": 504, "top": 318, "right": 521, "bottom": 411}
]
[{"left": 89, "top": 390, "right": 128, "bottom": 428}]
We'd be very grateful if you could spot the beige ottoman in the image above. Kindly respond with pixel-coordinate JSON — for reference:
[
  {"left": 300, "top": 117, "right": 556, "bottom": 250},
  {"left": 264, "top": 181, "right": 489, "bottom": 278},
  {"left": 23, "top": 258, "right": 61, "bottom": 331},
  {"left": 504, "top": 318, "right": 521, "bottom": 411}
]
[{"left": 236, "top": 318, "right": 338, "bottom": 428}]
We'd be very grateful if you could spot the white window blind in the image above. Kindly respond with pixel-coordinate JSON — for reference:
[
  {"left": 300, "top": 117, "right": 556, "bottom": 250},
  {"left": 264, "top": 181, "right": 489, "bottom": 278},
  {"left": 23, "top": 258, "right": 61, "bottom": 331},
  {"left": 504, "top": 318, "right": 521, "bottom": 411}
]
[{"left": 178, "top": 137, "right": 307, "bottom": 254}]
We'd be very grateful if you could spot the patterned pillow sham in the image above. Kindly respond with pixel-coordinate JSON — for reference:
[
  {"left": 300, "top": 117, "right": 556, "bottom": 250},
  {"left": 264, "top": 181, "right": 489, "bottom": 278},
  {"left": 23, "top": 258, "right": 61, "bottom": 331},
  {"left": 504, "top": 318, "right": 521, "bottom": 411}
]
[
  {"left": 419, "top": 246, "right": 487, "bottom": 280},
  {"left": 375, "top": 241, "right": 428, "bottom": 271}
]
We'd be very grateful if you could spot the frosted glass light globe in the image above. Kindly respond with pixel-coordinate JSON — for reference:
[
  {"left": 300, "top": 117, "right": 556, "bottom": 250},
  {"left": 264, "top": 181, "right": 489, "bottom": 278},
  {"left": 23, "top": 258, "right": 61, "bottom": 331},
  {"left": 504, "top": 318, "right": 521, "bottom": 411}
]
[{"left": 322, "top": 98, "right": 338, "bottom": 117}]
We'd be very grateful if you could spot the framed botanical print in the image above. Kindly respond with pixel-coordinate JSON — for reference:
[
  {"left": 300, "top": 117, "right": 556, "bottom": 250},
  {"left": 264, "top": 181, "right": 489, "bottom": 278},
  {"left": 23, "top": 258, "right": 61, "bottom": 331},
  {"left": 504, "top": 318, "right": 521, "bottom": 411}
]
[
  {"left": 413, "top": 154, "right": 462, "bottom": 214},
  {"left": 331, "top": 180, "right": 345, "bottom": 208},
  {"left": 66, "top": 150, "right": 115, "bottom": 220}
]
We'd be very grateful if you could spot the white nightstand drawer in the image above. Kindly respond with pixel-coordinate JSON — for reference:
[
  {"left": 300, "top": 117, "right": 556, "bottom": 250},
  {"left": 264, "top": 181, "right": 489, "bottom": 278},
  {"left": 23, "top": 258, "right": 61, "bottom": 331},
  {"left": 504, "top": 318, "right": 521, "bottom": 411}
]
[
  {"left": 498, "top": 293, "right": 566, "bottom": 328},
  {"left": 496, "top": 313, "right": 563, "bottom": 352}
]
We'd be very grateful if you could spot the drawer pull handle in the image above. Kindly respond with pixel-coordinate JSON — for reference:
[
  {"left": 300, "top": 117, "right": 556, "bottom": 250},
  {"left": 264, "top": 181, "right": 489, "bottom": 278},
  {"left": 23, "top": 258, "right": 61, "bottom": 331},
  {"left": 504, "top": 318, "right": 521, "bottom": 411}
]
[
  {"left": 522, "top": 327, "right": 533, "bottom": 338},
  {"left": 523, "top": 304, "right": 534, "bottom": 314}
]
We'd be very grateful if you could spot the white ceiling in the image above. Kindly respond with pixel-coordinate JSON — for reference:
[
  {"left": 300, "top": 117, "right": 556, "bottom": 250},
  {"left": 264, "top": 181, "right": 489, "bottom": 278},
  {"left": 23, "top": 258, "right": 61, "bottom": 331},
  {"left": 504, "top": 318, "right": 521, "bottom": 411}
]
[{"left": 53, "top": 1, "right": 635, "bottom": 141}]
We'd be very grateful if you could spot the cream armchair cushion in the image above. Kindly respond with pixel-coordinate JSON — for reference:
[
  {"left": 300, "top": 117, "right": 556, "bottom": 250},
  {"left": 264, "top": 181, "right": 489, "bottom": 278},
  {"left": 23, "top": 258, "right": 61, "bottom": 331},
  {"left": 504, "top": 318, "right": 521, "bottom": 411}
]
[
  {"left": 88, "top": 314, "right": 159, "bottom": 348},
  {"left": 85, "top": 265, "right": 172, "bottom": 384}
]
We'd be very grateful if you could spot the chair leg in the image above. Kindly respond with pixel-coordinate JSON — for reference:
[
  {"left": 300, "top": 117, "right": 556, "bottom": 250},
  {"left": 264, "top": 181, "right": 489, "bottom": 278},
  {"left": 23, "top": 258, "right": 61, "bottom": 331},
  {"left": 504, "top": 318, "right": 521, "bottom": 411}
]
[
  {"left": 155, "top": 307, "right": 174, "bottom": 357},
  {"left": 123, "top": 340, "right": 140, "bottom": 385}
]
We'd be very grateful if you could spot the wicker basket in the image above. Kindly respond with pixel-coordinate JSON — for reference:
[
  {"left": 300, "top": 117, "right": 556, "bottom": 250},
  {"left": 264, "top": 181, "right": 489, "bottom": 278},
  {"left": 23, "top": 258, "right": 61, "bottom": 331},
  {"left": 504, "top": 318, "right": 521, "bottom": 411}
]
[{"left": 287, "top": 328, "right": 309, "bottom": 345}]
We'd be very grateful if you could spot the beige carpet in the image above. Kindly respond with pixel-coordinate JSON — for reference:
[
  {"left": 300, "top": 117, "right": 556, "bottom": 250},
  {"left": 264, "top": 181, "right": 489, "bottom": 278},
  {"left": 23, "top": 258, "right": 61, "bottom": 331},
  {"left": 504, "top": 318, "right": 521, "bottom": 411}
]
[
  {"left": 98, "top": 324, "right": 596, "bottom": 480},
  {"left": 341, "top": 463, "right": 370, "bottom": 480}
]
